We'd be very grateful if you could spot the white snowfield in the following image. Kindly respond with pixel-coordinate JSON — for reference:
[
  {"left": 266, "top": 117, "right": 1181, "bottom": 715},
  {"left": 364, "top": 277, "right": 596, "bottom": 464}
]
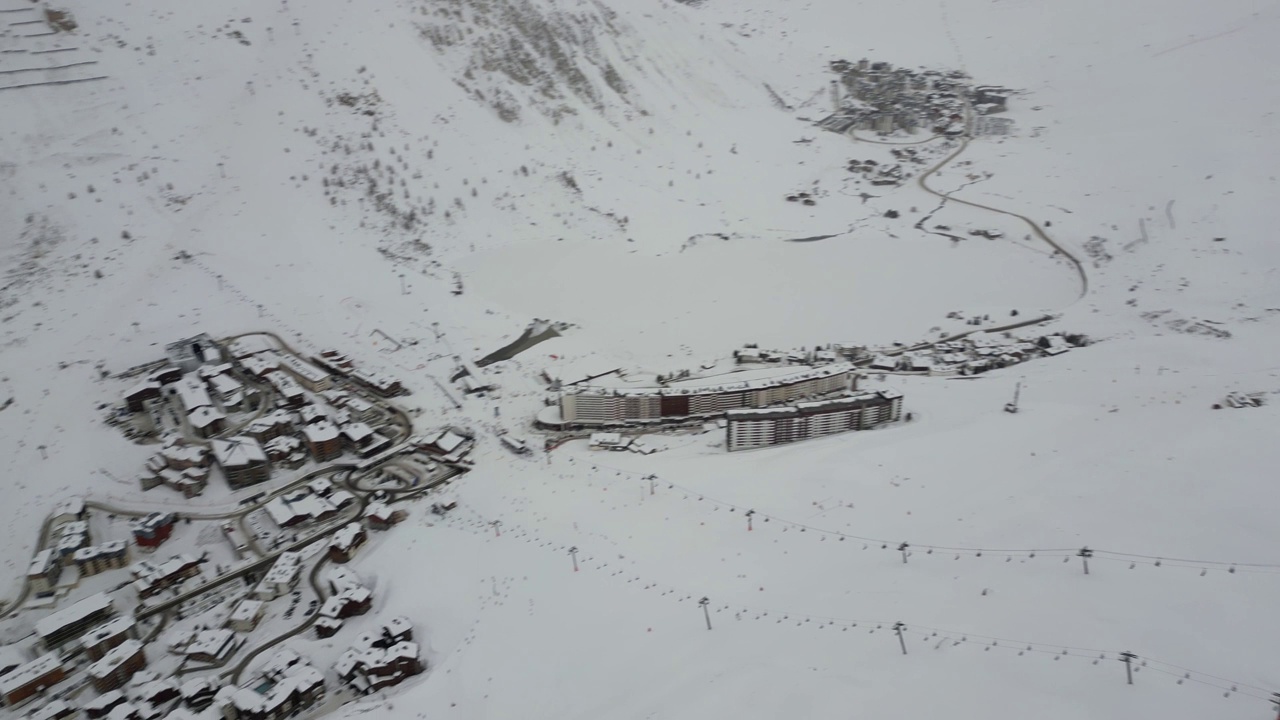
[{"left": 1, "top": 0, "right": 1278, "bottom": 718}]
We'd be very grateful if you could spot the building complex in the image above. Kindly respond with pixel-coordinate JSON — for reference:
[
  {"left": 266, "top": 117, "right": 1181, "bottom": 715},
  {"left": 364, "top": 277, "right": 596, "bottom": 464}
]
[
  {"left": 555, "top": 364, "right": 857, "bottom": 427},
  {"left": 726, "top": 389, "right": 903, "bottom": 451}
]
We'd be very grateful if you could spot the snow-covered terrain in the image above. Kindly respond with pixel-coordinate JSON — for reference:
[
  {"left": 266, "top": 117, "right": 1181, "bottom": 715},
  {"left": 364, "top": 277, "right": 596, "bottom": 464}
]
[{"left": 2, "top": 0, "right": 1279, "bottom": 718}]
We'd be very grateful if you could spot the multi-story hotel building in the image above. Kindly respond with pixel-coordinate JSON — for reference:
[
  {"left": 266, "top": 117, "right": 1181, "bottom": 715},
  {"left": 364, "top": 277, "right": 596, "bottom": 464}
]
[
  {"left": 725, "top": 389, "right": 903, "bottom": 451},
  {"left": 557, "top": 364, "right": 857, "bottom": 427}
]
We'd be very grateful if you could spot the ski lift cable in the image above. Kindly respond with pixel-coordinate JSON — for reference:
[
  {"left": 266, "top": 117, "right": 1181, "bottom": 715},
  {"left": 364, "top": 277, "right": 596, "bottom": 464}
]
[{"left": 583, "top": 460, "right": 1280, "bottom": 570}]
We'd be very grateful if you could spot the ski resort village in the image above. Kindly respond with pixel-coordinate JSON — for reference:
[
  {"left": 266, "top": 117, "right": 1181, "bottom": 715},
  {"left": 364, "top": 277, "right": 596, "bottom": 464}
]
[
  {"left": 1, "top": 1, "right": 1279, "bottom": 720},
  {"left": 0, "top": 331, "right": 465, "bottom": 720}
]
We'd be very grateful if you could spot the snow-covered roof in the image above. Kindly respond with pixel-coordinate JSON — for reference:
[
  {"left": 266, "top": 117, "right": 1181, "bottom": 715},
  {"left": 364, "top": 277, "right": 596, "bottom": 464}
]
[
  {"left": 228, "top": 599, "right": 264, "bottom": 623},
  {"left": 341, "top": 422, "right": 375, "bottom": 443},
  {"left": 264, "top": 497, "right": 305, "bottom": 526},
  {"left": 388, "top": 640, "right": 419, "bottom": 661},
  {"left": 326, "top": 566, "right": 362, "bottom": 594},
  {"left": 188, "top": 405, "right": 227, "bottom": 429},
  {"left": 82, "top": 616, "right": 135, "bottom": 648},
  {"left": 431, "top": 430, "right": 467, "bottom": 453},
  {"left": 724, "top": 406, "right": 798, "bottom": 419},
  {"left": 35, "top": 592, "right": 112, "bottom": 638},
  {"left": 303, "top": 421, "right": 340, "bottom": 443},
  {"left": 130, "top": 676, "right": 177, "bottom": 701},
  {"left": 287, "top": 665, "right": 324, "bottom": 691},
  {"left": 316, "top": 616, "right": 344, "bottom": 632},
  {"left": 56, "top": 533, "right": 87, "bottom": 553},
  {"left": 572, "top": 363, "right": 855, "bottom": 397},
  {"left": 179, "top": 676, "right": 215, "bottom": 699},
  {"left": 349, "top": 633, "right": 381, "bottom": 654},
  {"left": 124, "top": 380, "right": 161, "bottom": 400},
  {"left": 197, "top": 362, "right": 234, "bottom": 379},
  {"left": 329, "top": 489, "right": 356, "bottom": 508},
  {"left": 262, "top": 553, "right": 302, "bottom": 585},
  {"left": 967, "top": 332, "right": 1007, "bottom": 348},
  {"left": 130, "top": 512, "right": 174, "bottom": 535},
  {"left": 289, "top": 494, "right": 336, "bottom": 520},
  {"left": 268, "top": 373, "right": 305, "bottom": 397},
  {"left": 172, "top": 375, "right": 213, "bottom": 411},
  {"left": 272, "top": 352, "right": 331, "bottom": 385},
  {"left": 28, "top": 548, "right": 56, "bottom": 576},
  {"left": 183, "top": 630, "right": 236, "bottom": 659},
  {"left": 86, "top": 639, "right": 143, "bottom": 679},
  {"left": 257, "top": 647, "right": 303, "bottom": 680},
  {"left": 229, "top": 688, "right": 264, "bottom": 713},
  {"left": 261, "top": 678, "right": 298, "bottom": 710},
  {"left": 227, "top": 335, "right": 277, "bottom": 359},
  {"left": 333, "top": 650, "right": 360, "bottom": 678},
  {"left": 241, "top": 354, "right": 279, "bottom": 378},
  {"left": 249, "top": 412, "right": 293, "bottom": 432},
  {"left": 58, "top": 521, "right": 87, "bottom": 538},
  {"left": 0, "top": 654, "right": 62, "bottom": 695},
  {"left": 345, "top": 395, "right": 374, "bottom": 413},
  {"left": 161, "top": 443, "right": 209, "bottom": 468},
  {"left": 84, "top": 689, "right": 125, "bottom": 712},
  {"left": 351, "top": 368, "right": 399, "bottom": 388},
  {"left": 318, "top": 596, "right": 345, "bottom": 619},
  {"left": 384, "top": 615, "right": 413, "bottom": 639},
  {"left": 330, "top": 523, "right": 364, "bottom": 552},
  {"left": 339, "top": 585, "right": 371, "bottom": 604},
  {"left": 131, "top": 555, "right": 200, "bottom": 590},
  {"left": 210, "top": 436, "right": 267, "bottom": 467},
  {"left": 26, "top": 699, "right": 75, "bottom": 720},
  {"left": 263, "top": 435, "right": 303, "bottom": 454},
  {"left": 208, "top": 374, "right": 244, "bottom": 397},
  {"left": 127, "top": 669, "right": 161, "bottom": 688}
]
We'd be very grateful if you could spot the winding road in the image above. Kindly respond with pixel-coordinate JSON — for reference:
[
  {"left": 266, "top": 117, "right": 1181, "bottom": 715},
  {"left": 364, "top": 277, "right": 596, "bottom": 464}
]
[{"left": 911, "top": 114, "right": 1089, "bottom": 299}]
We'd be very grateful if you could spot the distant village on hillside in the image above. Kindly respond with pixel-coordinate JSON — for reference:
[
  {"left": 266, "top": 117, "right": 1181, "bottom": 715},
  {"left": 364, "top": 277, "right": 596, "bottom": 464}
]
[{"left": 816, "top": 58, "right": 1016, "bottom": 139}]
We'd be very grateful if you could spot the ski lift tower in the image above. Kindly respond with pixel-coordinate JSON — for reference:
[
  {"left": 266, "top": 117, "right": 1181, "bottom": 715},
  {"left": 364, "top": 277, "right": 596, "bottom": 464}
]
[{"left": 1004, "top": 382, "right": 1021, "bottom": 414}]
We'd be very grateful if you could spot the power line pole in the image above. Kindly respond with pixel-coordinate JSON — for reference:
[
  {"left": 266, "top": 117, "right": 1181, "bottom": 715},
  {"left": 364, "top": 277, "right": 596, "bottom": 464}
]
[
  {"left": 699, "top": 597, "right": 712, "bottom": 630},
  {"left": 1120, "top": 652, "right": 1136, "bottom": 685},
  {"left": 1078, "top": 547, "right": 1093, "bottom": 575},
  {"left": 647, "top": 474, "right": 656, "bottom": 495},
  {"left": 899, "top": 542, "right": 910, "bottom": 564},
  {"left": 893, "top": 622, "right": 908, "bottom": 655},
  {"left": 746, "top": 509, "right": 755, "bottom": 532},
  {"left": 568, "top": 546, "right": 578, "bottom": 572}
]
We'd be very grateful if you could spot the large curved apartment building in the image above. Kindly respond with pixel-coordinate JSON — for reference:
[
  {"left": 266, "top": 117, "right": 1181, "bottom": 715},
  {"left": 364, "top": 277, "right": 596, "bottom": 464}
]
[
  {"left": 558, "top": 364, "right": 857, "bottom": 426},
  {"left": 726, "top": 389, "right": 903, "bottom": 452}
]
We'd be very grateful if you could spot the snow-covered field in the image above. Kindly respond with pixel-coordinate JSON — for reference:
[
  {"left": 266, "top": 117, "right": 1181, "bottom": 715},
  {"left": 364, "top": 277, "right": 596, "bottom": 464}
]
[{"left": 2, "top": 0, "right": 1279, "bottom": 717}]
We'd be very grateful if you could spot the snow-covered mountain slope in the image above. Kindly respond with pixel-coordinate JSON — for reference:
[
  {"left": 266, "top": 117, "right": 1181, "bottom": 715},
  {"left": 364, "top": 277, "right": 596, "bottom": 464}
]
[{"left": 1, "top": 0, "right": 1278, "bottom": 718}]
